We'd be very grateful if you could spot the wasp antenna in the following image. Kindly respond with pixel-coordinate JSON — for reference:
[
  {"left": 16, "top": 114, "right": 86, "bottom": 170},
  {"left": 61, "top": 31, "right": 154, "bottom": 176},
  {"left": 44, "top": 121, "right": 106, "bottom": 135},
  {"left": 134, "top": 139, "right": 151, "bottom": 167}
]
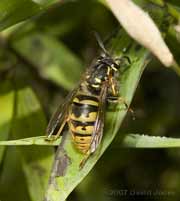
[{"left": 93, "top": 31, "right": 109, "bottom": 55}]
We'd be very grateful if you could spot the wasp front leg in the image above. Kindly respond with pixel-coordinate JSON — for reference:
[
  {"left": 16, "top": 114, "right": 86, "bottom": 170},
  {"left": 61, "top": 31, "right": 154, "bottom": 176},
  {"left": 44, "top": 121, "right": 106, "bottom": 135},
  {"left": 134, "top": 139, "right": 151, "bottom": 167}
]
[{"left": 109, "top": 75, "right": 119, "bottom": 97}]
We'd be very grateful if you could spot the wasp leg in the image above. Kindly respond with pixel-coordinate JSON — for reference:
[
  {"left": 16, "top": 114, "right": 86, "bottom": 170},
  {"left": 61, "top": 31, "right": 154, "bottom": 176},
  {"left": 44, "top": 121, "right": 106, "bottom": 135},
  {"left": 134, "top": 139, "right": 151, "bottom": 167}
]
[
  {"left": 109, "top": 74, "right": 119, "bottom": 97},
  {"left": 110, "top": 77, "right": 117, "bottom": 96},
  {"left": 46, "top": 117, "right": 69, "bottom": 141},
  {"left": 108, "top": 96, "right": 135, "bottom": 120}
]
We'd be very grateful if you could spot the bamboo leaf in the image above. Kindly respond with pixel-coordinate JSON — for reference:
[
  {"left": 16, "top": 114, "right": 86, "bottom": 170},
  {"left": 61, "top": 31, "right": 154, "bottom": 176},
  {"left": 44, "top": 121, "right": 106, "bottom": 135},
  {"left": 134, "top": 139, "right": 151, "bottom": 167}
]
[
  {"left": 0, "top": 136, "right": 55, "bottom": 146},
  {"left": 122, "top": 134, "right": 180, "bottom": 148},
  {"left": 2, "top": 134, "right": 180, "bottom": 148},
  {"left": 0, "top": 0, "right": 59, "bottom": 31}
]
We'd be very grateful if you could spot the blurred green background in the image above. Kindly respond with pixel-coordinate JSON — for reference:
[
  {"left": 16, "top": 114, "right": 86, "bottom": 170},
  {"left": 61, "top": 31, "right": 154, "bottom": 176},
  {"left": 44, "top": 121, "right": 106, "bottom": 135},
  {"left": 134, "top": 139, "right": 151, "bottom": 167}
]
[{"left": 0, "top": 0, "right": 180, "bottom": 201}]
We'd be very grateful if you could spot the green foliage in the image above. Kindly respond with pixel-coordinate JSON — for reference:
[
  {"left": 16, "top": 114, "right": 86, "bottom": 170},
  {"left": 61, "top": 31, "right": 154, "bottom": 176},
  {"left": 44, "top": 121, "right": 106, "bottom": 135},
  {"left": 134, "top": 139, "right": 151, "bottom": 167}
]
[
  {"left": 12, "top": 87, "right": 54, "bottom": 201},
  {"left": 0, "top": 0, "right": 59, "bottom": 31},
  {"left": 0, "top": 80, "right": 14, "bottom": 163},
  {"left": 12, "top": 33, "right": 83, "bottom": 90},
  {"left": 0, "top": 0, "right": 180, "bottom": 201}
]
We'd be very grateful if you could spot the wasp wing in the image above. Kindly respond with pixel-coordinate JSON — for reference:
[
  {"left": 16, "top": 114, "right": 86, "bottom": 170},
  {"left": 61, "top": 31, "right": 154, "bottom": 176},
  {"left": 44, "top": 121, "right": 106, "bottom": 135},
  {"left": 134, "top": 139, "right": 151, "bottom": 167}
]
[
  {"left": 90, "top": 81, "right": 108, "bottom": 153},
  {"left": 46, "top": 89, "right": 79, "bottom": 137},
  {"left": 46, "top": 68, "right": 92, "bottom": 137}
]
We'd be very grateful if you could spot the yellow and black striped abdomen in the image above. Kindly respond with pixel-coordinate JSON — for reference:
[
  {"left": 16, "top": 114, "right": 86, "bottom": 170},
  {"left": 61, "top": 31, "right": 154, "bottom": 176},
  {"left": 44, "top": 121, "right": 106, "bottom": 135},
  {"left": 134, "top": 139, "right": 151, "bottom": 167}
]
[{"left": 68, "top": 94, "right": 99, "bottom": 153}]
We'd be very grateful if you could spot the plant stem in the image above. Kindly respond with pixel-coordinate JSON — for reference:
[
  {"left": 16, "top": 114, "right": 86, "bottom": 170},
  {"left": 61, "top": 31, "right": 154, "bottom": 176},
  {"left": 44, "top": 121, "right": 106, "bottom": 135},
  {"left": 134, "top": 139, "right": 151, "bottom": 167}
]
[{"left": 172, "top": 61, "right": 180, "bottom": 77}]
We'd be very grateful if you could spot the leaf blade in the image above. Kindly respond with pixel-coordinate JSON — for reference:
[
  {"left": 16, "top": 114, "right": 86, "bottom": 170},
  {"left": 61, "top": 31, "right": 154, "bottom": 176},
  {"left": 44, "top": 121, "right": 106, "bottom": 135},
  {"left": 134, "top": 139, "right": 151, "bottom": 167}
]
[
  {"left": 123, "top": 134, "right": 180, "bottom": 148},
  {"left": 0, "top": 0, "right": 59, "bottom": 31}
]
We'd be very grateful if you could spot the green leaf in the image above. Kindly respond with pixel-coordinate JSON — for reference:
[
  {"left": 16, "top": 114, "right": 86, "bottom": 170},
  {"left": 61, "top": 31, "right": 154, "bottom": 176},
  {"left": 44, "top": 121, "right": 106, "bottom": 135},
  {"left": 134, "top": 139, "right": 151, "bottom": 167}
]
[
  {"left": 11, "top": 87, "right": 54, "bottom": 201},
  {"left": 0, "top": 147, "right": 31, "bottom": 201},
  {"left": 0, "top": 80, "right": 14, "bottom": 163},
  {"left": 3, "top": 134, "right": 180, "bottom": 148},
  {"left": 0, "top": 136, "right": 55, "bottom": 146},
  {"left": 0, "top": 0, "right": 59, "bottom": 32},
  {"left": 12, "top": 33, "right": 83, "bottom": 89},
  {"left": 123, "top": 134, "right": 180, "bottom": 148}
]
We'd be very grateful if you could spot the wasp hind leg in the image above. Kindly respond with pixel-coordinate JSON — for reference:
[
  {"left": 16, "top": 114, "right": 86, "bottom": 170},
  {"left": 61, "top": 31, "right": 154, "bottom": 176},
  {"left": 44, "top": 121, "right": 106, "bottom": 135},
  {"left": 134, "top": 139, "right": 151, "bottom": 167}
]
[{"left": 46, "top": 117, "right": 69, "bottom": 141}]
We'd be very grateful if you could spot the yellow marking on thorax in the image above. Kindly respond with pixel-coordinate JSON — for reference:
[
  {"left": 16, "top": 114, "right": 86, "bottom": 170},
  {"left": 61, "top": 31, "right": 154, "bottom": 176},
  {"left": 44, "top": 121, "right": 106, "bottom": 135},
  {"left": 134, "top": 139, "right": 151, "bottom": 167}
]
[
  {"left": 70, "top": 112, "right": 97, "bottom": 122},
  {"left": 73, "top": 97, "right": 99, "bottom": 106},
  {"left": 91, "top": 84, "right": 100, "bottom": 88},
  {"left": 69, "top": 123, "right": 94, "bottom": 134},
  {"left": 95, "top": 78, "right": 101, "bottom": 83},
  {"left": 73, "top": 97, "right": 80, "bottom": 103},
  {"left": 81, "top": 100, "right": 98, "bottom": 106}
]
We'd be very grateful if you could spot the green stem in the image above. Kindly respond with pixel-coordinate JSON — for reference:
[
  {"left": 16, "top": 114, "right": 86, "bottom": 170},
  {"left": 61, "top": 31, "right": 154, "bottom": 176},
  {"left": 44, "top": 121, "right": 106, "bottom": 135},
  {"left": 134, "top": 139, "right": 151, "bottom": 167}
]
[{"left": 172, "top": 61, "right": 180, "bottom": 76}]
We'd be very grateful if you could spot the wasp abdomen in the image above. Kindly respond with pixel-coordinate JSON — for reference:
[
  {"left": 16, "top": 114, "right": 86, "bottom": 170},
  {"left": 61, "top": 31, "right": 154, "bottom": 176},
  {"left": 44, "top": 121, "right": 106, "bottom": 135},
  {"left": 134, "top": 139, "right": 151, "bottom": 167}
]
[{"left": 68, "top": 94, "right": 99, "bottom": 153}]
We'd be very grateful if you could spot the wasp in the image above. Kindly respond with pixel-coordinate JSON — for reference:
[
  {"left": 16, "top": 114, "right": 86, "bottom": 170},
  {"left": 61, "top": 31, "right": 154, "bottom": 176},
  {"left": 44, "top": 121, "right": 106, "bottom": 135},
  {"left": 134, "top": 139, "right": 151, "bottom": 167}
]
[{"left": 46, "top": 35, "right": 131, "bottom": 168}]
